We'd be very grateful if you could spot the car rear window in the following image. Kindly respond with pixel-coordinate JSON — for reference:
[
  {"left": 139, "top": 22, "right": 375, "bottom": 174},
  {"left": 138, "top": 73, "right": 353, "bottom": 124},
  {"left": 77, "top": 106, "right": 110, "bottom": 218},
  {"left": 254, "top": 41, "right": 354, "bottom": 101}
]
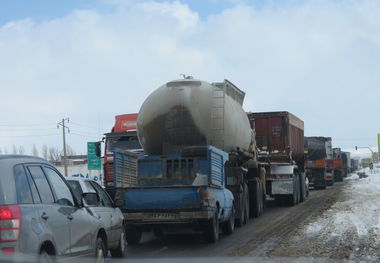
[
  {"left": 28, "top": 166, "right": 55, "bottom": 204},
  {"left": 14, "top": 165, "right": 33, "bottom": 204}
]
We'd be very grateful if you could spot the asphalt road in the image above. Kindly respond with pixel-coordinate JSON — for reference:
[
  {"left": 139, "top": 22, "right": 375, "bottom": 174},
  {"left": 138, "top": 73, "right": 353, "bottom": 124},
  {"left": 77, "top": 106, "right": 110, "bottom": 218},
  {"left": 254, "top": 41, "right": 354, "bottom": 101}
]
[{"left": 122, "top": 181, "right": 344, "bottom": 260}]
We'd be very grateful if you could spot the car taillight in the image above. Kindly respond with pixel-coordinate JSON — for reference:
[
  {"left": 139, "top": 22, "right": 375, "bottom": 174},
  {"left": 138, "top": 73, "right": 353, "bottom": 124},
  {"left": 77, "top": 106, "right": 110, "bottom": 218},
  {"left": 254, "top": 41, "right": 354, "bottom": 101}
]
[{"left": 0, "top": 205, "right": 21, "bottom": 242}]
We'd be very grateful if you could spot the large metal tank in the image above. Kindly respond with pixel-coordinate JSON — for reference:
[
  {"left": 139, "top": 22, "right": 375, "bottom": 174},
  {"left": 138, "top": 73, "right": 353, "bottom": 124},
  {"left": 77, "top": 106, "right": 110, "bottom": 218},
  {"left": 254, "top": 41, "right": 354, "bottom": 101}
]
[{"left": 137, "top": 78, "right": 254, "bottom": 155}]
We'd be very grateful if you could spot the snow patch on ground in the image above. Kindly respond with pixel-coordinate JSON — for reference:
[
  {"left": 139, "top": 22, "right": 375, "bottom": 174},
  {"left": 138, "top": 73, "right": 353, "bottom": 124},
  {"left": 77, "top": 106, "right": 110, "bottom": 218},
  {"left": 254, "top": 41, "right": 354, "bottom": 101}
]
[{"left": 299, "top": 167, "right": 380, "bottom": 260}]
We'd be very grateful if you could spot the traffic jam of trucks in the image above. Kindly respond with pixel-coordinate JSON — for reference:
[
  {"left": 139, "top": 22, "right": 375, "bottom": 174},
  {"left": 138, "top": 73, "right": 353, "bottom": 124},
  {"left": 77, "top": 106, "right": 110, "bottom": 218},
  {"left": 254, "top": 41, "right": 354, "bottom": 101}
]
[{"left": 100, "top": 77, "right": 357, "bottom": 244}]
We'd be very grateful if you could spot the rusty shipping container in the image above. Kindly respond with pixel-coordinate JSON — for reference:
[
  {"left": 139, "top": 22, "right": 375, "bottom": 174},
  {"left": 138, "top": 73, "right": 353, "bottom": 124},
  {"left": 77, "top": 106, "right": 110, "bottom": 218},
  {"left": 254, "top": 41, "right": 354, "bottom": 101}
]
[{"left": 248, "top": 111, "right": 305, "bottom": 171}]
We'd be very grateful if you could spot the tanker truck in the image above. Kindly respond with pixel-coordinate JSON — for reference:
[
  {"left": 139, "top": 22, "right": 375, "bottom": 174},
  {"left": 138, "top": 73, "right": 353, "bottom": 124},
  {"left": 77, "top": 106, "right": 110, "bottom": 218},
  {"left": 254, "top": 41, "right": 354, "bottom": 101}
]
[
  {"left": 113, "top": 78, "right": 307, "bottom": 244},
  {"left": 112, "top": 78, "right": 266, "bottom": 243}
]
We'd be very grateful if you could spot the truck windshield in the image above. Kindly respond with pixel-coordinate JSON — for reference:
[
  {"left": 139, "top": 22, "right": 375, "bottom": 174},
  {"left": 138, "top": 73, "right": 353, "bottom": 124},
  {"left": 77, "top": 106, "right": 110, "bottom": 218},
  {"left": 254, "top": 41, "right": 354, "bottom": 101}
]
[
  {"left": 106, "top": 136, "right": 140, "bottom": 154},
  {"left": 138, "top": 158, "right": 200, "bottom": 186}
]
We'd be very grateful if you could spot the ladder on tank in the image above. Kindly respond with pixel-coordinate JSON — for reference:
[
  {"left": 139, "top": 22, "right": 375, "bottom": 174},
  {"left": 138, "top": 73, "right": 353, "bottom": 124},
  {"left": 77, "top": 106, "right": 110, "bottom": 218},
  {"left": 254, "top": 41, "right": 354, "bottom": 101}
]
[{"left": 210, "top": 84, "right": 225, "bottom": 150}]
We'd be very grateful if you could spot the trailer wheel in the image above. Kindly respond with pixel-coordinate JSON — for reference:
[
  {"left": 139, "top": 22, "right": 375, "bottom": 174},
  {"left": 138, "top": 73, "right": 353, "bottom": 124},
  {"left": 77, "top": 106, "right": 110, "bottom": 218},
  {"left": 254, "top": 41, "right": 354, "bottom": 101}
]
[
  {"left": 287, "top": 175, "right": 298, "bottom": 206},
  {"left": 235, "top": 192, "right": 244, "bottom": 227},
  {"left": 243, "top": 183, "right": 249, "bottom": 223},
  {"left": 296, "top": 175, "right": 300, "bottom": 205},
  {"left": 125, "top": 227, "right": 142, "bottom": 245},
  {"left": 248, "top": 181, "right": 255, "bottom": 218},
  {"left": 299, "top": 173, "right": 306, "bottom": 203},
  {"left": 252, "top": 181, "right": 261, "bottom": 218},
  {"left": 204, "top": 211, "right": 219, "bottom": 243},
  {"left": 222, "top": 207, "right": 234, "bottom": 235}
]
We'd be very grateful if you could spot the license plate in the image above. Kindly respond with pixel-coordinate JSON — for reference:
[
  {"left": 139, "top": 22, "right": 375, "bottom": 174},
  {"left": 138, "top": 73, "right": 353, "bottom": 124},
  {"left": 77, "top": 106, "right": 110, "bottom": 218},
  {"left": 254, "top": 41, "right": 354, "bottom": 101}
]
[{"left": 146, "top": 212, "right": 180, "bottom": 220}]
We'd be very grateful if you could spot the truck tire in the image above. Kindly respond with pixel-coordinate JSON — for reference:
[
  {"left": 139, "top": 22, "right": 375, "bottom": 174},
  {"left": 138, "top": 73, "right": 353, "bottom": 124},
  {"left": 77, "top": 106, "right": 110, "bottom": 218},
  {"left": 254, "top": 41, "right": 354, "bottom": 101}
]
[
  {"left": 248, "top": 181, "right": 255, "bottom": 218},
  {"left": 235, "top": 193, "right": 244, "bottom": 227},
  {"left": 295, "top": 175, "right": 300, "bottom": 205},
  {"left": 204, "top": 211, "right": 219, "bottom": 243},
  {"left": 222, "top": 207, "right": 235, "bottom": 235},
  {"left": 125, "top": 227, "right": 142, "bottom": 245},
  {"left": 244, "top": 184, "right": 249, "bottom": 223},
  {"left": 287, "top": 175, "right": 298, "bottom": 206},
  {"left": 321, "top": 180, "right": 327, "bottom": 190},
  {"left": 299, "top": 173, "right": 306, "bottom": 203},
  {"left": 252, "top": 181, "right": 261, "bottom": 218}
]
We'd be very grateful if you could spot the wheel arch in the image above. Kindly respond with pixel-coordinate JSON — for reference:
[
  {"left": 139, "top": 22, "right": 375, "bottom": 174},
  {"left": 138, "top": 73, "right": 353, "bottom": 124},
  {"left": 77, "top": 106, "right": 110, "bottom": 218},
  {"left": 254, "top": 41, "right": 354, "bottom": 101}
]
[{"left": 39, "top": 240, "right": 56, "bottom": 256}]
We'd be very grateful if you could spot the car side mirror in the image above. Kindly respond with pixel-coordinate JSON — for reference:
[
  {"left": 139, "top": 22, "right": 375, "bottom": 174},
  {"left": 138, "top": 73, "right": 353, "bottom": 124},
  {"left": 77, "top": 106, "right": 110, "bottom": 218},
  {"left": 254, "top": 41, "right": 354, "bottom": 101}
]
[
  {"left": 82, "top": 192, "right": 100, "bottom": 207},
  {"left": 114, "top": 199, "right": 125, "bottom": 208}
]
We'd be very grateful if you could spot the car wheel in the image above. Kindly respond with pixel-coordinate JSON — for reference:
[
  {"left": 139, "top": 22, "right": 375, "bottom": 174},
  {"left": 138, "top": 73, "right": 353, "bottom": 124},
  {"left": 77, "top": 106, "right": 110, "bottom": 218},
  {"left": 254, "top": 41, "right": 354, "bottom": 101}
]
[
  {"left": 39, "top": 251, "right": 55, "bottom": 263},
  {"left": 222, "top": 207, "right": 234, "bottom": 235},
  {"left": 203, "top": 211, "right": 219, "bottom": 243},
  {"left": 95, "top": 237, "right": 106, "bottom": 263},
  {"left": 110, "top": 228, "right": 127, "bottom": 258}
]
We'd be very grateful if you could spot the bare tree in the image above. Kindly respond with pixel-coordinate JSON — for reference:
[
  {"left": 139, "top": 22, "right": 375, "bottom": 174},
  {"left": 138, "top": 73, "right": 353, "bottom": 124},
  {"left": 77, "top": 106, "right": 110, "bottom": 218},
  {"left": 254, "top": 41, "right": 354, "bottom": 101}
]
[
  {"left": 31, "top": 144, "right": 39, "bottom": 156},
  {"left": 12, "top": 144, "right": 17, "bottom": 154},
  {"left": 18, "top": 146, "right": 25, "bottom": 155},
  {"left": 66, "top": 144, "right": 76, "bottom": 156},
  {"left": 49, "top": 146, "right": 61, "bottom": 162},
  {"left": 3, "top": 147, "right": 8, "bottom": 154},
  {"left": 41, "top": 144, "right": 49, "bottom": 160},
  {"left": 0, "top": 148, "right": 2, "bottom": 154}
]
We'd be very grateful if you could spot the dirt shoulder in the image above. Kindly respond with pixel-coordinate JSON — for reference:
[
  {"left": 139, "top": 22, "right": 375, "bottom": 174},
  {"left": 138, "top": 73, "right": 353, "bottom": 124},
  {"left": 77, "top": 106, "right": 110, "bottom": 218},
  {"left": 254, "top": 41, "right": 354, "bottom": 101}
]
[
  {"left": 229, "top": 182, "right": 343, "bottom": 257},
  {"left": 267, "top": 173, "right": 380, "bottom": 262}
]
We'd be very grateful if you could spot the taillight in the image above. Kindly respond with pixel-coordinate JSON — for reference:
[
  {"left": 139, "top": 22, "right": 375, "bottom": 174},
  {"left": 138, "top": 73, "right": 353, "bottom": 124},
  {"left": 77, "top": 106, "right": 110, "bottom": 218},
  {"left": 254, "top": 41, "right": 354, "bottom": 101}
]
[{"left": 0, "top": 205, "right": 21, "bottom": 242}]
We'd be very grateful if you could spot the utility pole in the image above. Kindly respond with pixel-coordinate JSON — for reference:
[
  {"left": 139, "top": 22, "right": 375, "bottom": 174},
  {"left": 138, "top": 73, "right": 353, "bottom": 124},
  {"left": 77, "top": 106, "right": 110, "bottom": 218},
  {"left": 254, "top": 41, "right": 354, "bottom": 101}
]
[{"left": 58, "top": 118, "right": 70, "bottom": 177}]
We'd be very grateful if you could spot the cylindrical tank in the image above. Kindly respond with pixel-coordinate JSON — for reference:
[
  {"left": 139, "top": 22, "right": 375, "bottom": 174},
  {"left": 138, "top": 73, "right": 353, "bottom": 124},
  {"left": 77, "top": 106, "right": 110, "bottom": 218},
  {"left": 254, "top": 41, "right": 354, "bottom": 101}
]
[{"left": 137, "top": 79, "right": 253, "bottom": 155}]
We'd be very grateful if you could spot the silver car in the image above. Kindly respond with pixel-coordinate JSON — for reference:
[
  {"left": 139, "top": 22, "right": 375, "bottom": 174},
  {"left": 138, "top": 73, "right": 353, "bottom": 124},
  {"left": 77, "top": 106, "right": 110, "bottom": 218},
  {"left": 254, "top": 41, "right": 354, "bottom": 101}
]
[
  {"left": 0, "top": 155, "right": 110, "bottom": 263},
  {"left": 66, "top": 178, "right": 127, "bottom": 258}
]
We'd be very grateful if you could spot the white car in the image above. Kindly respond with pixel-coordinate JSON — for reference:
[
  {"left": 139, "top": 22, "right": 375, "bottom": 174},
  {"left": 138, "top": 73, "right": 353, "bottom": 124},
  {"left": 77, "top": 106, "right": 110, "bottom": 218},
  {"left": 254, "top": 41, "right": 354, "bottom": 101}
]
[{"left": 66, "top": 178, "right": 127, "bottom": 258}]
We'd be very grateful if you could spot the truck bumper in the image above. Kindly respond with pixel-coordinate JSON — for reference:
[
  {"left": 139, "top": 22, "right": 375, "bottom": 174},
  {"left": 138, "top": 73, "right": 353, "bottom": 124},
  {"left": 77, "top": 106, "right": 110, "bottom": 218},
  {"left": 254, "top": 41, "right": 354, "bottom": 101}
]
[
  {"left": 124, "top": 210, "right": 214, "bottom": 225},
  {"left": 270, "top": 178, "right": 294, "bottom": 195}
]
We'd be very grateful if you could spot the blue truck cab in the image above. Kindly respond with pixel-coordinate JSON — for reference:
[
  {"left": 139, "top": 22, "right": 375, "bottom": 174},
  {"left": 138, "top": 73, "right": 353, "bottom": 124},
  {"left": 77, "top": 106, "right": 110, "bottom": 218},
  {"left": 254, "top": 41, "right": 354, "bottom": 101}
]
[{"left": 113, "top": 146, "right": 235, "bottom": 243}]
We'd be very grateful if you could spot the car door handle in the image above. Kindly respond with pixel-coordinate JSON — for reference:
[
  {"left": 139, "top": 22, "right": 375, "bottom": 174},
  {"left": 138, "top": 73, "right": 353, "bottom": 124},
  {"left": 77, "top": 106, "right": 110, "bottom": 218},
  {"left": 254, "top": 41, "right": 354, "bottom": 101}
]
[
  {"left": 41, "top": 213, "right": 49, "bottom": 220},
  {"left": 67, "top": 214, "right": 73, "bottom": 221}
]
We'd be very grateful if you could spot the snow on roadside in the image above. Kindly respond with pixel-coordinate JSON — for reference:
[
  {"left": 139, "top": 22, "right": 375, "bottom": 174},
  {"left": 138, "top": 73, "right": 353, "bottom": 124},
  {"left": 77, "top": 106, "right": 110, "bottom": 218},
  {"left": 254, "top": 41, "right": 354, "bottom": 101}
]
[{"left": 300, "top": 167, "right": 380, "bottom": 260}]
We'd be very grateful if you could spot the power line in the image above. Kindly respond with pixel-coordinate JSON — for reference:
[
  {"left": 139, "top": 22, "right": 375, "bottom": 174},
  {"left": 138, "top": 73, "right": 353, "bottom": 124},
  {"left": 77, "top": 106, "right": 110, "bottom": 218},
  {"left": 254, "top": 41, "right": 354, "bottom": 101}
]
[
  {"left": 70, "top": 121, "right": 107, "bottom": 131},
  {"left": 0, "top": 128, "right": 57, "bottom": 132},
  {"left": 70, "top": 132, "right": 102, "bottom": 139},
  {"left": 0, "top": 123, "right": 56, "bottom": 127},
  {"left": 0, "top": 133, "right": 60, "bottom": 137},
  {"left": 70, "top": 129, "right": 103, "bottom": 136}
]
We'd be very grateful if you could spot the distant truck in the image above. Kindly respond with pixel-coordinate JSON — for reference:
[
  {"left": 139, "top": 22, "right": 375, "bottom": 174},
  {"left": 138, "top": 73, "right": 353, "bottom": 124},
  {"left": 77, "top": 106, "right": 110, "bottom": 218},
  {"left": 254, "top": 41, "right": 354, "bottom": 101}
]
[
  {"left": 103, "top": 114, "right": 142, "bottom": 193},
  {"left": 248, "top": 111, "right": 307, "bottom": 206},
  {"left": 304, "top": 137, "right": 333, "bottom": 189},
  {"left": 333, "top": 148, "right": 344, "bottom": 182},
  {"left": 351, "top": 159, "right": 359, "bottom": 172},
  {"left": 341, "top": 151, "right": 351, "bottom": 176}
]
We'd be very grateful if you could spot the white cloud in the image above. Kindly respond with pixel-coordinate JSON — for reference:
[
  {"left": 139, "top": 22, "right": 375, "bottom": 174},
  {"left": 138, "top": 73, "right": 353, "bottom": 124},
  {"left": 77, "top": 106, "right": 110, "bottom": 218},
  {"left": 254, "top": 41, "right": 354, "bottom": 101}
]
[{"left": 0, "top": 0, "right": 379, "bottom": 155}]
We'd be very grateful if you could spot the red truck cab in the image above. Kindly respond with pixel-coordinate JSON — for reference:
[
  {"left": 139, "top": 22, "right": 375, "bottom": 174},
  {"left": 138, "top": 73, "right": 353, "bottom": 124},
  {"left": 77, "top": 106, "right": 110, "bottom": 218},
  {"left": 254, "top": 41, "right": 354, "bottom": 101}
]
[{"left": 104, "top": 114, "right": 142, "bottom": 188}]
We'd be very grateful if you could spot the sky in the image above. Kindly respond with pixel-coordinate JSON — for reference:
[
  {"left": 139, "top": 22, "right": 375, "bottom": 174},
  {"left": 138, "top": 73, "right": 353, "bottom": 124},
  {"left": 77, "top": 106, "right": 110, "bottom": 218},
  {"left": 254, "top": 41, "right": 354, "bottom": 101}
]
[{"left": 0, "top": 0, "right": 379, "bottom": 157}]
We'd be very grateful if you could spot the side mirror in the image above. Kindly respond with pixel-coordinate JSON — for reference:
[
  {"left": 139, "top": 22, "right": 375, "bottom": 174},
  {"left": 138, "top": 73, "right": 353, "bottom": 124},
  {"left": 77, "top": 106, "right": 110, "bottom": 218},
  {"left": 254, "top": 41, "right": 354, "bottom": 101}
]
[
  {"left": 114, "top": 199, "right": 125, "bottom": 208},
  {"left": 95, "top": 142, "right": 101, "bottom": 157},
  {"left": 82, "top": 192, "right": 100, "bottom": 207}
]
